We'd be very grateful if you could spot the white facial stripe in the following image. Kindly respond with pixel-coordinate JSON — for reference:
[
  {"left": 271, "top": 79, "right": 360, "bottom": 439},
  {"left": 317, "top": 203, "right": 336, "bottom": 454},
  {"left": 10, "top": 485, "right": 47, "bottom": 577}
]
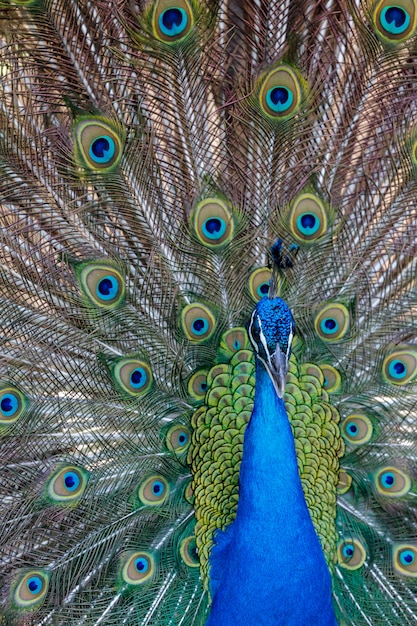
[
  {"left": 248, "top": 310, "right": 259, "bottom": 354},
  {"left": 257, "top": 317, "right": 270, "bottom": 363},
  {"left": 286, "top": 329, "right": 293, "bottom": 360}
]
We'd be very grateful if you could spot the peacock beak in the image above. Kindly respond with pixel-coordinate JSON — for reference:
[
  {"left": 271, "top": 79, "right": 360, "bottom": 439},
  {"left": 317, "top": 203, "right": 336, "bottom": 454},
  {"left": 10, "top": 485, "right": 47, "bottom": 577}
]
[{"left": 264, "top": 344, "right": 289, "bottom": 399}]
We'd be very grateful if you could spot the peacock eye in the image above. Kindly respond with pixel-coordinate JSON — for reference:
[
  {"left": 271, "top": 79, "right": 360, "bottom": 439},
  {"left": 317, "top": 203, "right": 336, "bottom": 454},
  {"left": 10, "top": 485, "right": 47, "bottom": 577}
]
[
  {"left": 112, "top": 358, "right": 153, "bottom": 397},
  {"left": 319, "top": 364, "right": 342, "bottom": 393},
  {"left": 159, "top": 7, "right": 187, "bottom": 36},
  {"left": 46, "top": 465, "right": 89, "bottom": 505},
  {"left": 76, "top": 262, "right": 125, "bottom": 309},
  {"left": 166, "top": 424, "right": 191, "bottom": 455},
  {"left": 337, "top": 470, "right": 352, "bottom": 495},
  {"left": 287, "top": 191, "right": 332, "bottom": 244},
  {"left": 265, "top": 86, "right": 293, "bottom": 113},
  {"left": 138, "top": 475, "right": 170, "bottom": 506},
  {"left": 372, "top": 0, "right": 417, "bottom": 42},
  {"left": 12, "top": 570, "right": 49, "bottom": 610},
  {"left": 314, "top": 303, "right": 350, "bottom": 342},
  {"left": 220, "top": 328, "right": 249, "bottom": 355},
  {"left": 191, "top": 198, "right": 234, "bottom": 248},
  {"left": 382, "top": 348, "right": 417, "bottom": 384},
  {"left": 374, "top": 466, "right": 411, "bottom": 497},
  {"left": 188, "top": 369, "right": 209, "bottom": 401},
  {"left": 341, "top": 414, "right": 373, "bottom": 446},
  {"left": 258, "top": 65, "right": 304, "bottom": 121},
  {"left": 0, "top": 385, "right": 28, "bottom": 425},
  {"left": 74, "top": 117, "right": 123, "bottom": 171},
  {"left": 121, "top": 552, "right": 155, "bottom": 584},
  {"left": 248, "top": 268, "right": 272, "bottom": 302},
  {"left": 393, "top": 545, "right": 417, "bottom": 577},
  {"left": 337, "top": 539, "right": 366, "bottom": 570},
  {"left": 180, "top": 536, "right": 199, "bottom": 567},
  {"left": 152, "top": 0, "right": 194, "bottom": 43},
  {"left": 181, "top": 303, "right": 216, "bottom": 342}
]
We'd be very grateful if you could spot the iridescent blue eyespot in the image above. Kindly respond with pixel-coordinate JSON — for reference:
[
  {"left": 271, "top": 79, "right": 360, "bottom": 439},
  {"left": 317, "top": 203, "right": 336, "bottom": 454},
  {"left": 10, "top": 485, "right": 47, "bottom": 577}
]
[
  {"left": 258, "top": 283, "right": 270, "bottom": 297},
  {"left": 0, "top": 386, "right": 28, "bottom": 426},
  {"left": 27, "top": 576, "right": 43, "bottom": 594},
  {"left": 346, "top": 422, "right": 358, "bottom": 436},
  {"left": 138, "top": 475, "right": 169, "bottom": 506},
  {"left": 388, "top": 359, "right": 406, "bottom": 379},
  {"left": 375, "top": 466, "right": 411, "bottom": 497},
  {"left": 296, "top": 213, "right": 320, "bottom": 236},
  {"left": 159, "top": 8, "right": 188, "bottom": 37},
  {"left": 398, "top": 548, "right": 416, "bottom": 567},
  {"left": 265, "top": 86, "right": 293, "bottom": 113},
  {"left": 381, "top": 6, "right": 410, "bottom": 33},
  {"left": 96, "top": 275, "right": 120, "bottom": 301},
  {"left": 74, "top": 117, "right": 123, "bottom": 171},
  {"left": 394, "top": 545, "right": 417, "bottom": 576},
  {"left": 381, "top": 471, "right": 395, "bottom": 488},
  {"left": 152, "top": 480, "right": 166, "bottom": 496},
  {"left": 340, "top": 541, "right": 355, "bottom": 559},
  {"left": 383, "top": 348, "right": 417, "bottom": 384},
  {"left": 89, "top": 135, "right": 116, "bottom": 164},
  {"left": 1, "top": 393, "right": 18, "bottom": 416},
  {"left": 182, "top": 303, "right": 216, "bottom": 342},
  {"left": 202, "top": 217, "right": 227, "bottom": 241},
  {"left": 135, "top": 557, "right": 149, "bottom": 573},
  {"left": 166, "top": 424, "right": 191, "bottom": 455},
  {"left": 12, "top": 570, "right": 49, "bottom": 609},
  {"left": 315, "top": 303, "right": 350, "bottom": 342},
  {"left": 121, "top": 551, "right": 155, "bottom": 584},
  {"left": 46, "top": 465, "right": 89, "bottom": 505},
  {"left": 341, "top": 414, "right": 373, "bottom": 446},
  {"left": 320, "top": 317, "right": 338, "bottom": 334},
  {"left": 337, "top": 539, "right": 366, "bottom": 570},
  {"left": 130, "top": 367, "right": 148, "bottom": 389},
  {"left": 192, "top": 318, "right": 209, "bottom": 335},
  {"left": 63, "top": 471, "right": 81, "bottom": 492}
]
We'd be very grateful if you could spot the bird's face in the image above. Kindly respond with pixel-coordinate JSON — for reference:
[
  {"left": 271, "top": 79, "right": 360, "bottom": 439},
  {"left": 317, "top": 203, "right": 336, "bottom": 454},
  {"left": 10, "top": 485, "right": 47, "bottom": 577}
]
[{"left": 248, "top": 297, "right": 295, "bottom": 398}]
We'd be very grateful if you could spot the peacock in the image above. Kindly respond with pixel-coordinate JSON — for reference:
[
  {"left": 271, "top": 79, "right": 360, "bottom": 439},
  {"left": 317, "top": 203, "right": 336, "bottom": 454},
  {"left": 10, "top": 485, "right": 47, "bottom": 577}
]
[{"left": 1, "top": 0, "right": 417, "bottom": 623}]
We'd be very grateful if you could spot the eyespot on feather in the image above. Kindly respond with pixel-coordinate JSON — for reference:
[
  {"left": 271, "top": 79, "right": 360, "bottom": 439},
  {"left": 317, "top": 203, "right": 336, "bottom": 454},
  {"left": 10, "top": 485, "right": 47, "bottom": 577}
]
[
  {"left": 166, "top": 424, "right": 191, "bottom": 455},
  {"left": 0, "top": 384, "right": 28, "bottom": 427},
  {"left": 372, "top": 0, "right": 417, "bottom": 43},
  {"left": 248, "top": 268, "right": 272, "bottom": 301},
  {"left": 258, "top": 65, "right": 304, "bottom": 121},
  {"left": 76, "top": 262, "right": 125, "bottom": 309},
  {"left": 46, "top": 465, "right": 89, "bottom": 505},
  {"left": 180, "top": 536, "right": 199, "bottom": 567},
  {"left": 112, "top": 358, "right": 153, "bottom": 397},
  {"left": 191, "top": 198, "right": 234, "bottom": 248},
  {"left": 188, "top": 369, "right": 209, "bottom": 401},
  {"left": 337, "top": 470, "right": 352, "bottom": 494},
  {"left": 314, "top": 303, "right": 350, "bottom": 342},
  {"left": 181, "top": 303, "right": 216, "bottom": 342},
  {"left": 287, "top": 193, "right": 330, "bottom": 243},
  {"left": 137, "top": 475, "right": 169, "bottom": 506},
  {"left": 341, "top": 414, "right": 373, "bottom": 446},
  {"left": 152, "top": 0, "right": 195, "bottom": 43},
  {"left": 374, "top": 466, "right": 411, "bottom": 497},
  {"left": 12, "top": 570, "right": 49, "bottom": 610},
  {"left": 74, "top": 117, "right": 124, "bottom": 172},
  {"left": 382, "top": 347, "right": 417, "bottom": 384},
  {"left": 393, "top": 544, "right": 417, "bottom": 576},
  {"left": 121, "top": 552, "right": 155, "bottom": 584},
  {"left": 219, "top": 328, "right": 249, "bottom": 356},
  {"left": 319, "top": 365, "right": 342, "bottom": 393},
  {"left": 337, "top": 539, "right": 366, "bottom": 570}
]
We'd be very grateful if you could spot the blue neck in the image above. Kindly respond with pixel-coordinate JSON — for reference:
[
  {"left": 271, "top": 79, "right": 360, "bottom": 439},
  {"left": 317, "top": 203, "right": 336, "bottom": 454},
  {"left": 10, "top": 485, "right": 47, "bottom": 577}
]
[{"left": 206, "top": 360, "right": 336, "bottom": 626}]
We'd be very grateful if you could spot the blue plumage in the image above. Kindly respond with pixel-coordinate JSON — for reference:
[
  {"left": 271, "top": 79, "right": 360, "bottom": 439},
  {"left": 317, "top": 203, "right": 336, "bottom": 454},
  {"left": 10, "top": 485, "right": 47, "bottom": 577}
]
[{"left": 206, "top": 298, "right": 336, "bottom": 625}]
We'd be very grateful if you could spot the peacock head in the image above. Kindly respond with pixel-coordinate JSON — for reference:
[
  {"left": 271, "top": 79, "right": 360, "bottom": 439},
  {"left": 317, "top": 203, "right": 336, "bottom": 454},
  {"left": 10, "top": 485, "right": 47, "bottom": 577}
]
[{"left": 248, "top": 297, "right": 295, "bottom": 398}]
